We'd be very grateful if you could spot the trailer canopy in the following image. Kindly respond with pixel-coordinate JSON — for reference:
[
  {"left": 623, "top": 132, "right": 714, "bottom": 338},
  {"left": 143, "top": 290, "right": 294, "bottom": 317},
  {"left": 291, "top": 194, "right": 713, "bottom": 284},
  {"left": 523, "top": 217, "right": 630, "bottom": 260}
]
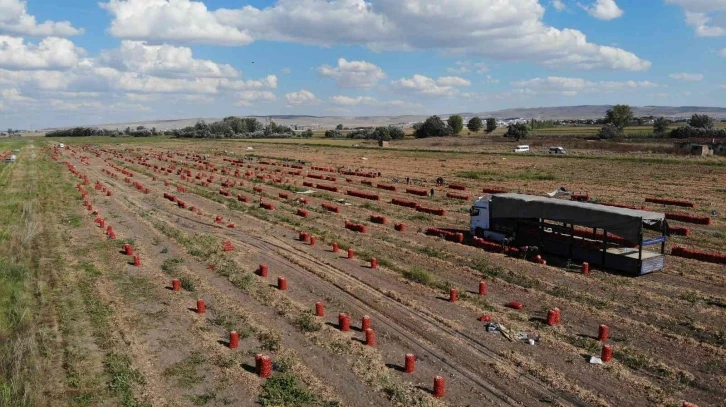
[{"left": 490, "top": 193, "right": 666, "bottom": 243}]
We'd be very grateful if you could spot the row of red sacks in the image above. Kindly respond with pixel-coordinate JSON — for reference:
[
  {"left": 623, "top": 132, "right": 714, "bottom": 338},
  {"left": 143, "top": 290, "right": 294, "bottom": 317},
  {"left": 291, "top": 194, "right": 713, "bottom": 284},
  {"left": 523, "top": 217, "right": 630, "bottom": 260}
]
[
  {"left": 645, "top": 197, "right": 695, "bottom": 208},
  {"left": 426, "top": 228, "right": 465, "bottom": 243},
  {"left": 671, "top": 246, "right": 726, "bottom": 265}
]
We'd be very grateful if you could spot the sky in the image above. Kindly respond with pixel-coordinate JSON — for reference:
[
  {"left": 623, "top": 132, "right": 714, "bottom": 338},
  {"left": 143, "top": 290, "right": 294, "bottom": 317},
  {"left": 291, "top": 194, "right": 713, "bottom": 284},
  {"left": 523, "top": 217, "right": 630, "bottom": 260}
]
[{"left": 0, "top": 0, "right": 724, "bottom": 129}]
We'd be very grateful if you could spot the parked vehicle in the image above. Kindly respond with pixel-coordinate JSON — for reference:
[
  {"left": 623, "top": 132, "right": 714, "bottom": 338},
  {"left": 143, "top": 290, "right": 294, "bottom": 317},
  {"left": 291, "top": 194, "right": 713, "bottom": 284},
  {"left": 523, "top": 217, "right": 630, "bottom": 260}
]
[
  {"left": 4, "top": 154, "right": 17, "bottom": 163},
  {"left": 549, "top": 146, "right": 567, "bottom": 154},
  {"left": 513, "top": 145, "right": 530, "bottom": 153}
]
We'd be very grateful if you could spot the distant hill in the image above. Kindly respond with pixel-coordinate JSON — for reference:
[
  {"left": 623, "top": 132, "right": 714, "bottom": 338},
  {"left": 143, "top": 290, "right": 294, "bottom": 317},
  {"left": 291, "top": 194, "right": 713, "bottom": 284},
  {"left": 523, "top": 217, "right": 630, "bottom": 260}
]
[
  {"left": 475, "top": 105, "right": 726, "bottom": 120},
  {"left": 49, "top": 105, "right": 725, "bottom": 131}
]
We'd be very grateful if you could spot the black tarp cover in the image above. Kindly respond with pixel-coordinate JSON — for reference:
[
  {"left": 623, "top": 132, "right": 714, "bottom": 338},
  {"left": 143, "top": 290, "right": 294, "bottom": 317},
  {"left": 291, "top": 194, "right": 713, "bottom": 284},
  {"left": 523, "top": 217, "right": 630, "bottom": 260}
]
[{"left": 490, "top": 193, "right": 666, "bottom": 243}]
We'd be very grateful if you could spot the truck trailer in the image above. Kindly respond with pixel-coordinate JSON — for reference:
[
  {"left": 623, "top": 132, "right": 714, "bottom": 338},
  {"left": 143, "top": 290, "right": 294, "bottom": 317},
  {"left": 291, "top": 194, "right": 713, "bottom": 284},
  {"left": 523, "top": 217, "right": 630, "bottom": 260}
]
[{"left": 470, "top": 193, "right": 668, "bottom": 275}]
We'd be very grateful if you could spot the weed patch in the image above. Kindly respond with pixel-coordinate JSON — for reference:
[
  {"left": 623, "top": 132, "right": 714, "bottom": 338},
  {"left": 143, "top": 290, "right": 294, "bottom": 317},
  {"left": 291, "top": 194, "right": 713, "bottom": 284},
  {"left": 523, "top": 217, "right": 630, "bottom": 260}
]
[
  {"left": 260, "top": 374, "right": 318, "bottom": 407},
  {"left": 402, "top": 267, "right": 434, "bottom": 286}
]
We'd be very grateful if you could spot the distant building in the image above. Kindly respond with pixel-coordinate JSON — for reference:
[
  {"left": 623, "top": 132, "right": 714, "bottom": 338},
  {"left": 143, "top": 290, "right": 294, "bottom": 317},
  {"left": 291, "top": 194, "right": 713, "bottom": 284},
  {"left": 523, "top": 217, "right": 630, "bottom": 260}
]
[{"left": 674, "top": 142, "right": 714, "bottom": 156}]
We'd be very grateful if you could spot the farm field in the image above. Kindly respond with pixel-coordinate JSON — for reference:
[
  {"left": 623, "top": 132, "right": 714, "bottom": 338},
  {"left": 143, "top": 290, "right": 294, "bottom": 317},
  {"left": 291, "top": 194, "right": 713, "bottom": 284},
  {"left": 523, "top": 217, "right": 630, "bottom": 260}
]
[{"left": 1, "top": 136, "right": 725, "bottom": 407}]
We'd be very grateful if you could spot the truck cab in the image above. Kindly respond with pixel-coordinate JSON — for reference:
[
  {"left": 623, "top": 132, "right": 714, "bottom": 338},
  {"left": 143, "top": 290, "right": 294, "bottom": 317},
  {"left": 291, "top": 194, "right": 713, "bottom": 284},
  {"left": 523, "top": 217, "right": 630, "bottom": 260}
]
[{"left": 470, "top": 196, "right": 509, "bottom": 242}]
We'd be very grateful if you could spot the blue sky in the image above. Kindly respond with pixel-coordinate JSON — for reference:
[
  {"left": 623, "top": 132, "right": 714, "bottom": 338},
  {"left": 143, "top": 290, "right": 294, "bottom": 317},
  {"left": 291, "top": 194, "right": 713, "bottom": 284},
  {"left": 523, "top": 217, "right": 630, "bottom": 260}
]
[{"left": 0, "top": 0, "right": 724, "bottom": 129}]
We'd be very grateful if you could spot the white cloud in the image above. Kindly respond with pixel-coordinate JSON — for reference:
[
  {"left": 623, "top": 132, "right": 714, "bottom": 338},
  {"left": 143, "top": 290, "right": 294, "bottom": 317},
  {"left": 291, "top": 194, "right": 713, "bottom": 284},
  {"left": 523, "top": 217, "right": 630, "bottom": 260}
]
[
  {"left": 98, "top": 41, "right": 238, "bottom": 78},
  {"left": 0, "top": 35, "right": 84, "bottom": 70},
  {"left": 718, "top": 47, "right": 726, "bottom": 56},
  {"left": 280, "top": 67, "right": 291, "bottom": 74},
  {"left": 512, "top": 76, "right": 660, "bottom": 96},
  {"left": 45, "top": 98, "right": 151, "bottom": 112},
  {"left": 285, "top": 89, "right": 318, "bottom": 105},
  {"left": 102, "top": 0, "right": 649, "bottom": 71},
  {"left": 447, "top": 61, "right": 488, "bottom": 74},
  {"left": 181, "top": 94, "right": 214, "bottom": 103},
  {"left": 669, "top": 72, "right": 704, "bottom": 81},
  {"left": 552, "top": 0, "right": 566, "bottom": 11},
  {"left": 436, "top": 76, "right": 471, "bottom": 87},
  {"left": 486, "top": 75, "right": 500, "bottom": 84},
  {"left": 0, "top": 0, "right": 83, "bottom": 37},
  {"left": 379, "top": 99, "right": 424, "bottom": 110},
  {"left": 666, "top": 0, "right": 726, "bottom": 36},
  {"left": 582, "top": 0, "right": 624, "bottom": 20},
  {"left": 236, "top": 90, "right": 276, "bottom": 107},
  {"left": 317, "top": 58, "right": 386, "bottom": 88},
  {"left": 0, "top": 61, "right": 277, "bottom": 97},
  {"left": 100, "top": 0, "right": 253, "bottom": 45},
  {"left": 329, "top": 95, "right": 377, "bottom": 106},
  {"left": 0, "top": 88, "right": 33, "bottom": 102},
  {"left": 125, "top": 93, "right": 159, "bottom": 102},
  {"left": 390, "top": 74, "right": 470, "bottom": 96}
]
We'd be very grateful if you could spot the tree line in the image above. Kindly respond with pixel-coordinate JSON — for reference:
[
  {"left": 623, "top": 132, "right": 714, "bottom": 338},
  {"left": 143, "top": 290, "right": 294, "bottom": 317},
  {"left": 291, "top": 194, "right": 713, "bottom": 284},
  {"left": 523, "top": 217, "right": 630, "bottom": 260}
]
[
  {"left": 597, "top": 105, "right": 724, "bottom": 139},
  {"left": 410, "top": 115, "right": 498, "bottom": 138},
  {"left": 324, "top": 126, "right": 405, "bottom": 141},
  {"left": 46, "top": 117, "right": 314, "bottom": 139}
]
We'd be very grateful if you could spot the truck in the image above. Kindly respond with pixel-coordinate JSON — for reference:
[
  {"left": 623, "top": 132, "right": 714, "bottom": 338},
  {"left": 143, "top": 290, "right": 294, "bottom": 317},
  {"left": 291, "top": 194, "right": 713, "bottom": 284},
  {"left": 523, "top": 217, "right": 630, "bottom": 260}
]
[{"left": 470, "top": 193, "right": 669, "bottom": 275}]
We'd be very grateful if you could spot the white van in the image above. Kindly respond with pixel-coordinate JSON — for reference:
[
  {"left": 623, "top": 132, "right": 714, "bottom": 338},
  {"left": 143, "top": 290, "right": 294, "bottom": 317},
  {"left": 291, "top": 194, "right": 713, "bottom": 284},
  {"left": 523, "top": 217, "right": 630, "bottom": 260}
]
[
  {"left": 58, "top": 143, "right": 65, "bottom": 148},
  {"left": 513, "top": 145, "right": 530, "bottom": 153},
  {"left": 549, "top": 146, "right": 567, "bottom": 154},
  {"left": 4, "top": 154, "right": 17, "bottom": 163}
]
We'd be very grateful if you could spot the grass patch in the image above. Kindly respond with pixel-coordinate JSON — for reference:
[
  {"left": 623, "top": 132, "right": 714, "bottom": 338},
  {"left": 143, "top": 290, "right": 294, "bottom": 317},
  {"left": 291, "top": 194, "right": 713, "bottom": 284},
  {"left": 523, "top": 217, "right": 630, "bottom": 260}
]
[
  {"left": 402, "top": 266, "right": 434, "bottom": 286},
  {"left": 104, "top": 352, "right": 148, "bottom": 407},
  {"left": 160, "top": 257, "right": 184, "bottom": 275},
  {"left": 471, "top": 259, "right": 540, "bottom": 289},
  {"left": 62, "top": 213, "right": 83, "bottom": 228},
  {"left": 547, "top": 286, "right": 607, "bottom": 309},
  {"left": 509, "top": 170, "right": 556, "bottom": 181},
  {"left": 163, "top": 352, "right": 205, "bottom": 387},
  {"left": 179, "top": 277, "right": 196, "bottom": 292},
  {"left": 191, "top": 390, "right": 216, "bottom": 406},
  {"left": 296, "top": 311, "right": 322, "bottom": 333},
  {"left": 210, "top": 313, "right": 254, "bottom": 339},
  {"left": 257, "top": 331, "right": 281, "bottom": 352},
  {"left": 417, "top": 246, "right": 450, "bottom": 260},
  {"left": 260, "top": 374, "right": 319, "bottom": 407},
  {"left": 455, "top": 170, "right": 499, "bottom": 180}
]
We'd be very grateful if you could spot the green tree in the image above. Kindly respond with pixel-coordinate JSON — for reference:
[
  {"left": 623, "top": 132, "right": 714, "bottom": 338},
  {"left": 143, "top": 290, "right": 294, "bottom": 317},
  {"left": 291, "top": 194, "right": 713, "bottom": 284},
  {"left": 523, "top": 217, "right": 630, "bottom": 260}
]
[
  {"left": 223, "top": 116, "right": 248, "bottom": 134},
  {"left": 336, "top": 124, "right": 344, "bottom": 130},
  {"left": 467, "top": 116, "right": 483, "bottom": 133},
  {"left": 506, "top": 123, "right": 529, "bottom": 141},
  {"left": 242, "top": 118, "right": 262, "bottom": 132},
  {"left": 324, "top": 129, "right": 341, "bottom": 138},
  {"left": 598, "top": 123, "right": 621, "bottom": 140},
  {"left": 209, "top": 121, "right": 234, "bottom": 138},
  {"left": 372, "top": 126, "right": 391, "bottom": 141},
  {"left": 604, "top": 104, "right": 634, "bottom": 130},
  {"left": 389, "top": 126, "right": 405, "bottom": 140},
  {"left": 485, "top": 118, "right": 497, "bottom": 133},
  {"left": 301, "top": 129, "right": 314, "bottom": 138},
  {"left": 653, "top": 117, "right": 669, "bottom": 135},
  {"left": 414, "top": 115, "right": 453, "bottom": 138},
  {"left": 689, "top": 114, "right": 714, "bottom": 129},
  {"left": 447, "top": 115, "right": 464, "bottom": 135}
]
